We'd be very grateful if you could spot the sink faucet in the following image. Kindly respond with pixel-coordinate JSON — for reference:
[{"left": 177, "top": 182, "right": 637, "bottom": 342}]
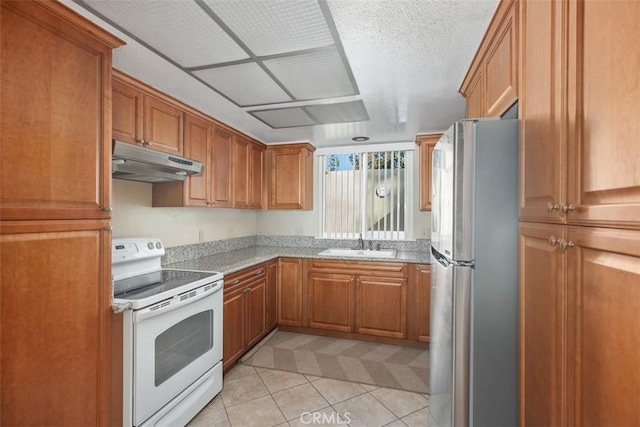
[{"left": 357, "top": 233, "right": 364, "bottom": 250}]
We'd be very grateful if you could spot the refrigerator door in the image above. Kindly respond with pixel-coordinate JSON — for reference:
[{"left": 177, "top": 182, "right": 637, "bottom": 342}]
[
  {"left": 430, "top": 247, "right": 471, "bottom": 427},
  {"left": 431, "top": 121, "right": 476, "bottom": 262}
]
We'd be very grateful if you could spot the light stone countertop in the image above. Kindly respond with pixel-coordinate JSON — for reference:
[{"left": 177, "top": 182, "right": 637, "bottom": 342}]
[{"left": 164, "top": 245, "right": 430, "bottom": 276}]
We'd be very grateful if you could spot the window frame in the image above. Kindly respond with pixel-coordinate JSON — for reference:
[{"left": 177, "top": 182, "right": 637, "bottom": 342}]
[{"left": 317, "top": 142, "right": 415, "bottom": 240}]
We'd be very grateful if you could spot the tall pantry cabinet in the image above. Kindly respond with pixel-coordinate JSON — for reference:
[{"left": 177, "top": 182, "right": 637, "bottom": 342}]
[
  {"left": 0, "top": 1, "right": 123, "bottom": 425},
  {"left": 517, "top": 0, "right": 640, "bottom": 425}
]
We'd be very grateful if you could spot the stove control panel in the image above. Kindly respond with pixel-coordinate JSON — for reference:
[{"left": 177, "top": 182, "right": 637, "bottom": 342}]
[{"left": 112, "top": 237, "right": 165, "bottom": 264}]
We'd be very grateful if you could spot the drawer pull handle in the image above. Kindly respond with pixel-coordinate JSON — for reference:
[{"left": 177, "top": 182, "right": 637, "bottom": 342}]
[
  {"left": 229, "top": 279, "right": 240, "bottom": 285},
  {"left": 255, "top": 270, "right": 263, "bottom": 275}
]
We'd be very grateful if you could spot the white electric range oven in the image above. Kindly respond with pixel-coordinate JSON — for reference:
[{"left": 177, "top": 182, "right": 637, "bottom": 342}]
[{"left": 112, "top": 238, "right": 224, "bottom": 427}]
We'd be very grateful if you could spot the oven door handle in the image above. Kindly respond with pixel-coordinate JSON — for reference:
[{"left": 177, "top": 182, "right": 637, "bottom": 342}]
[{"left": 134, "top": 280, "right": 223, "bottom": 323}]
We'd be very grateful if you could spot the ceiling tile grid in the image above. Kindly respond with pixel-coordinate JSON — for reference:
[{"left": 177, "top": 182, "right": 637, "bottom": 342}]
[
  {"left": 250, "top": 107, "right": 316, "bottom": 129},
  {"left": 203, "top": 0, "right": 334, "bottom": 56}
]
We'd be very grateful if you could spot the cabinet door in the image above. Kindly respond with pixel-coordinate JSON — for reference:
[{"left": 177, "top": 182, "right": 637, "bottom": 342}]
[
  {"left": 518, "top": 222, "right": 566, "bottom": 426},
  {"left": 519, "top": 0, "right": 566, "bottom": 222},
  {"left": 0, "top": 2, "right": 114, "bottom": 221},
  {"left": 465, "top": 68, "right": 484, "bottom": 118},
  {"left": 232, "top": 136, "right": 249, "bottom": 208},
  {"left": 223, "top": 285, "right": 245, "bottom": 371},
  {"left": 485, "top": 0, "right": 517, "bottom": 117},
  {"left": 143, "top": 94, "right": 183, "bottom": 155},
  {"left": 415, "top": 265, "right": 431, "bottom": 343},
  {"left": 112, "top": 79, "right": 143, "bottom": 144},
  {"left": 184, "top": 114, "right": 212, "bottom": 207},
  {"left": 249, "top": 143, "right": 265, "bottom": 209},
  {"left": 566, "top": 0, "right": 640, "bottom": 228},
  {"left": 308, "top": 273, "right": 355, "bottom": 332},
  {"left": 0, "top": 221, "right": 111, "bottom": 426},
  {"left": 277, "top": 258, "right": 303, "bottom": 326},
  {"left": 566, "top": 227, "right": 640, "bottom": 426},
  {"left": 245, "top": 278, "right": 267, "bottom": 349},
  {"left": 356, "top": 276, "right": 407, "bottom": 339},
  {"left": 266, "top": 260, "right": 278, "bottom": 330},
  {"left": 416, "top": 135, "right": 440, "bottom": 211},
  {"left": 211, "top": 126, "right": 234, "bottom": 208},
  {"left": 269, "top": 146, "right": 313, "bottom": 210}
]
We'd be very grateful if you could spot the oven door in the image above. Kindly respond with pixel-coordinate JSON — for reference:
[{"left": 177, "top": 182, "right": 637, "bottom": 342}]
[{"left": 132, "top": 281, "right": 223, "bottom": 426}]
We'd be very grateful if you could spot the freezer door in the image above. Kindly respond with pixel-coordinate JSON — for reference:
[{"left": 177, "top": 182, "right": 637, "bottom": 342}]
[
  {"left": 431, "top": 121, "right": 476, "bottom": 262},
  {"left": 429, "top": 248, "right": 472, "bottom": 427}
]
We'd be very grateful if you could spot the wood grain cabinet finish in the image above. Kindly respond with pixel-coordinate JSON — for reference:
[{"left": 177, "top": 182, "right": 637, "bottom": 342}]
[
  {"left": 0, "top": 1, "right": 121, "bottom": 221},
  {"left": 518, "top": 0, "right": 566, "bottom": 222},
  {"left": 519, "top": 0, "right": 640, "bottom": 228},
  {"left": 277, "top": 258, "right": 304, "bottom": 326},
  {"left": 232, "top": 136, "right": 250, "bottom": 208},
  {"left": 460, "top": 0, "right": 518, "bottom": 118},
  {"left": 565, "top": 0, "right": 640, "bottom": 228},
  {"left": 266, "top": 260, "right": 278, "bottom": 330},
  {"left": 414, "top": 264, "right": 431, "bottom": 343},
  {"left": 356, "top": 276, "right": 407, "bottom": 339},
  {"left": 0, "top": 2, "right": 121, "bottom": 425},
  {"left": 222, "top": 264, "right": 269, "bottom": 371},
  {"left": 211, "top": 126, "right": 235, "bottom": 208},
  {"left": 416, "top": 134, "right": 441, "bottom": 211},
  {"left": 519, "top": 223, "right": 640, "bottom": 427},
  {"left": 249, "top": 142, "right": 266, "bottom": 209},
  {"left": 308, "top": 273, "right": 355, "bottom": 332},
  {"left": 112, "top": 72, "right": 183, "bottom": 155},
  {"left": 268, "top": 143, "right": 316, "bottom": 210},
  {"left": 519, "top": 222, "right": 567, "bottom": 426}
]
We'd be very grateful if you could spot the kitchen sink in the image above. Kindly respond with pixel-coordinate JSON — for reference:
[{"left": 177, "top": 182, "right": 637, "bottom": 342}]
[{"left": 318, "top": 248, "right": 397, "bottom": 259}]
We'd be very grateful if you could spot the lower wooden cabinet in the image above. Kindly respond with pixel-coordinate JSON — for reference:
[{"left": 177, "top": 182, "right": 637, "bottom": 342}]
[
  {"left": 414, "top": 264, "right": 431, "bottom": 343},
  {"left": 266, "top": 260, "right": 278, "bottom": 330},
  {"left": 519, "top": 222, "right": 640, "bottom": 426},
  {"left": 308, "top": 273, "right": 355, "bottom": 332},
  {"left": 222, "top": 263, "right": 270, "bottom": 371},
  {"left": 277, "top": 258, "right": 304, "bottom": 326},
  {"left": 0, "top": 220, "right": 112, "bottom": 426},
  {"left": 356, "top": 276, "right": 407, "bottom": 339}
]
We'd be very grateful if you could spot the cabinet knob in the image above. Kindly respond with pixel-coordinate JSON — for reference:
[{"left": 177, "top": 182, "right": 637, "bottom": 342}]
[
  {"left": 546, "top": 202, "right": 560, "bottom": 213},
  {"left": 145, "top": 141, "right": 153, "bottom": 147},
  {"left": 560, "top": 203, "right": 576, "bottom": 214},
  {"left": 102, "top": 206, "right": 112, "bottom": 213},
  {"left": 136, "top": 138, "right": 145, "bottom": 145},
  {"left": 104, "top": 226, "right": 113, "bottom": 232},
  {"left": 558, "top": 239, "right": 575, "bottom": 251},
  {"left": 549, "top": 236, "right": 559, "bottom": 246}
]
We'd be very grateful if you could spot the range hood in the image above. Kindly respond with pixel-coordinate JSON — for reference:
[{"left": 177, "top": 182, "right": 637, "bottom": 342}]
[{"left": 112, "top": 140, "right": 202, "bottom": 183}]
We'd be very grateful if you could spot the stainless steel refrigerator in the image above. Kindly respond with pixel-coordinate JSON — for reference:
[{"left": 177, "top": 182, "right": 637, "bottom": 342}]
[{"left": 429, "top": 119, "right": 519, "bottom": 427}]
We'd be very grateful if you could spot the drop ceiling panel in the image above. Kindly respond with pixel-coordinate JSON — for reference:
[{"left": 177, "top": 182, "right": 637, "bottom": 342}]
[
  {"left": 250, "top": 108, "right": 316, "bottom": 128},
  {"left": 81, "top": 0, "right": 248, "bottom": 67},
  {"left": 203, "top": 0, "right": 334, "bottom": 56},
  {"left": 306, "top": 100, "right": 369, "bottom": 124},
  {"left": 193, "top": 63, "right": 292, "bottom": 106},
  {"left": 264, "top": 48, "right": 356, "bottom": 100}
]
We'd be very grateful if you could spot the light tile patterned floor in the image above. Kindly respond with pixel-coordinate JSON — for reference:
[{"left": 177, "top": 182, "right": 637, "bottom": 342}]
[{"left": 188, "top": 364, "right": 429, "bottom": 427}]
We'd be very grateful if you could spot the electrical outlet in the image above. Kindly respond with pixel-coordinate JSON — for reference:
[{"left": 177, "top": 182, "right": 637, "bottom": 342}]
[
  {"left": 227, "top": 227, "right": 234, "bottom": 238},
  {"left": 198, "top": 230, "right": 205, "bottom": 243},
  {"left": 295, "top": 227, "right": 303, "bottom": 236}
]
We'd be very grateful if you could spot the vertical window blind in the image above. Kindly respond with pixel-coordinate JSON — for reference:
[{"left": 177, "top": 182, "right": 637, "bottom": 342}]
[{"left": 320, "top": 150, "right": 408, "bottom": 240}]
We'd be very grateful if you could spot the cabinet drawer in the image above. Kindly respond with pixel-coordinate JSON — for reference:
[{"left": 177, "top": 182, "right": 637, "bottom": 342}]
[
  {"left": 225, "top": 263, "right": 267, "bottom": 291},
  {"left": 308, "top": 259, "right": 407, "bottom": 277}
]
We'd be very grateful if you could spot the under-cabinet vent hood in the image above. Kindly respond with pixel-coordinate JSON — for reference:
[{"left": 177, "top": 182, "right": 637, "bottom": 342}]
[{"left": 112, "top": 140, "right": 202, "bottom": 183}]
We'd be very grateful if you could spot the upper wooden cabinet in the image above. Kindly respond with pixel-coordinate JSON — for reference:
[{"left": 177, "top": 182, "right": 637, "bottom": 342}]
[
  {"left": 0, "top": 0, "right": 122, "bottom": 221},
  {"left": 112, "top": 73, "right": 183, "bottom": 155},
  {"left": 519, "top": 0, "right": 640, "bottom": 228},
  {"left": 460, "top": 0, "right": 518, "bottom": 118},
  {"left": 416, "top": 134, "right": 442, "bottom": 211},
  {"left": 267, "top": 143, "right": 316, "bottom": 210},
  {"left": 233, "top": 136, "right": 265, "bottom": 209},
  {"left": 249, "top": 142, "right": 266, "bottom": 209}
]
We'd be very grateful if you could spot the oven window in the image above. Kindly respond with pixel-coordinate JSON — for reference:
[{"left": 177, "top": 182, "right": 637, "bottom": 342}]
[{"left": 155, "top": 310, "right": 213, "bottom": 386}]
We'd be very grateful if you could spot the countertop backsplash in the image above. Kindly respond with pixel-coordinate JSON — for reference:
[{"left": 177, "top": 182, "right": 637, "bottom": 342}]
[{"left": 162, "top": 235, "right": 430, "bottom": 265}]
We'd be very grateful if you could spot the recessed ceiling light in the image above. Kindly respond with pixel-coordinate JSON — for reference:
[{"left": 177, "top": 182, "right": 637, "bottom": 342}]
[{"left": 352, "top": 136, "right": 369, "bottom": 142}]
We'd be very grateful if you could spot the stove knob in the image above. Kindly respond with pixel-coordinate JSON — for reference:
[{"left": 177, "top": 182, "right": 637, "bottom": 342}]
[
  {"left": 147, "top": 242, "right": 154, "bottom": 250},
  {"left": 155, "top": 242, "right": 162, "bottom": 249}
]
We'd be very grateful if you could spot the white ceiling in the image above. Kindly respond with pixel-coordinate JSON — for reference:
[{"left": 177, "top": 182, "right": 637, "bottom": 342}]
[{"left": 67, "top": 0, "right": 499, "bottom": 148}]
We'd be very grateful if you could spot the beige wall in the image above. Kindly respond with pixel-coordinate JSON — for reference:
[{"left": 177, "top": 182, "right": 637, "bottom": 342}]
[
  {"left": 112, "top": 147, "right": 431, "bottom": 246},
  {"left": 112, "top": 180, "right": 258, "bottom": 247}
]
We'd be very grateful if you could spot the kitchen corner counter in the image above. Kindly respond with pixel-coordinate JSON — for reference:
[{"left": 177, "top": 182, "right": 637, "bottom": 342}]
[{"left": 164, "top": 245, "right": 430, "bottom": 276}]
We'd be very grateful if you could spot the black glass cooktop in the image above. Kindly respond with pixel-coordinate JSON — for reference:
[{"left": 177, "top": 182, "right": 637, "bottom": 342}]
[{"left": 114, "top": 269, "right": 218, "bottom": 301}]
